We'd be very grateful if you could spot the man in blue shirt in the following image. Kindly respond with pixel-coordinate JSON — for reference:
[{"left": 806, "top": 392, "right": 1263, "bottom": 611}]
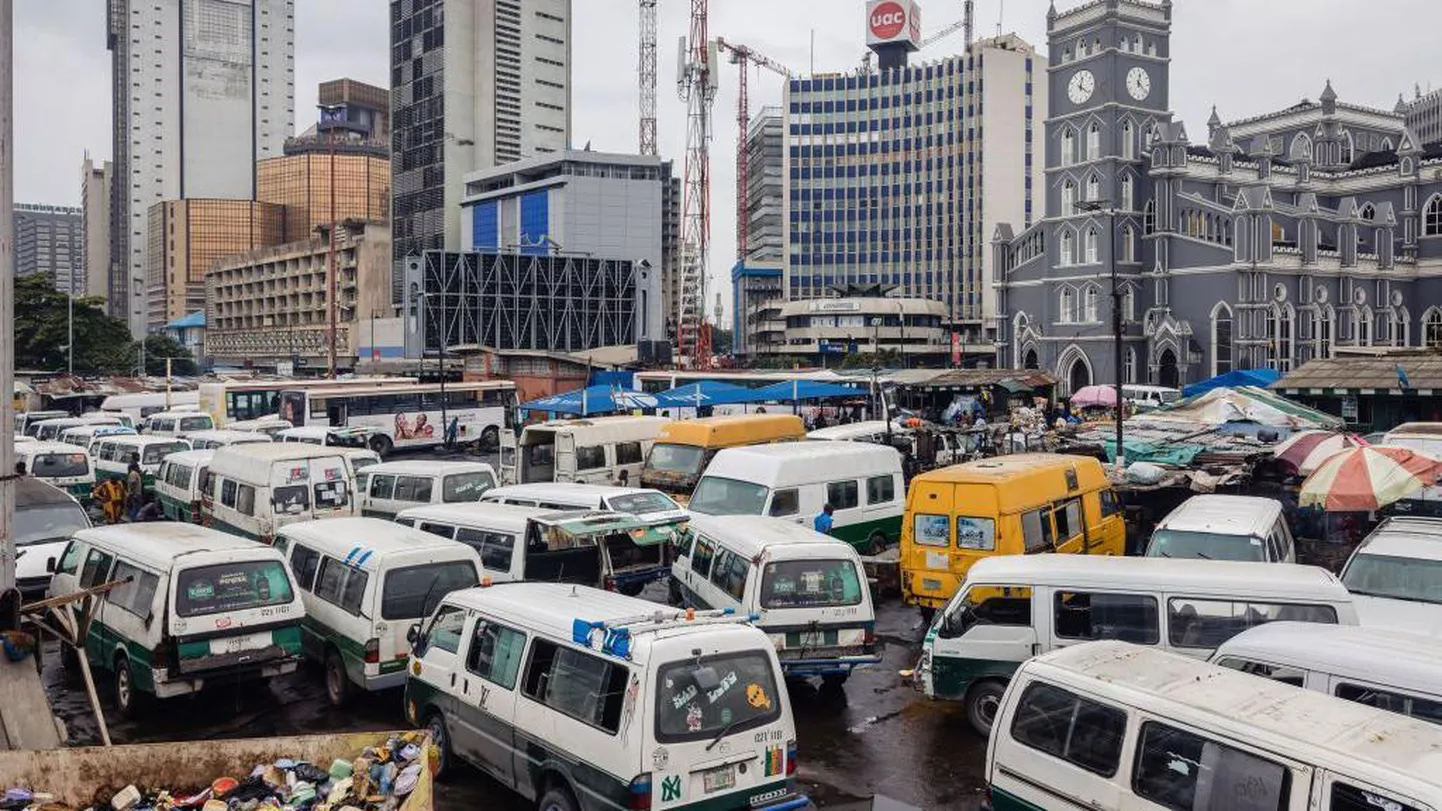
[{"left": 814, "top": 503, "right": 835, "bottom": 536}]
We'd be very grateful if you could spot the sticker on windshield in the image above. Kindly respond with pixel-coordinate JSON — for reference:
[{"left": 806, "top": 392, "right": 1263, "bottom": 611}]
[
  {"left": 670, "top": 684, "right": 698, "bottom": 710},
  {"left": 706, "top": 670, "right": 738, "bottom": 704},
  {"left": 286, "top": 465, "right": 308, "bottom": 483},
  {"left": 186, "top": 581, "right": 216, "bottom": 601},
  {"left": 746, "top": 683, "right": 772, "bottom": 711},
  {"left": 720, "top": 708, "right": 733, "bottom": 725},
  {"left": 686, "top": 703, "right": 703, "bottom": 732}
]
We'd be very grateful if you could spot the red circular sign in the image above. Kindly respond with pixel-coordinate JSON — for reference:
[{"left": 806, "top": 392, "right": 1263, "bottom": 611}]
[{"left": 870, "top": 1, "right": 907, "bottom": 39}]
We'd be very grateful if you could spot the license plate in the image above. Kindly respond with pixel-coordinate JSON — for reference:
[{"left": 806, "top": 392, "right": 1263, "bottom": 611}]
[
  {"left": 702, "top": 765, "right": 736, "bottom": 794},
  {"left": 212, "top": 632, "right": 264, "bottom": 654},
  {"left": 922, "top": 578, "right": 942, "bottom": 591}
]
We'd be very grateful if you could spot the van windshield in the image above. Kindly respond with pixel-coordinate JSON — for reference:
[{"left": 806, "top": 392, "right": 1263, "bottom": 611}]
[
  {"left": 381, "top": 562, "right": 481, "bottom": 620},
  {"left": 142, "top": 442, "right": 188, "bottom": 465},
  {"left": 15, "top": 504, "right": 89, "bottom": 547},
  {"left": 607, "top": 491, "right": 682, "bottom": 516},
  {"left": 32, "top": 453, "right": 89, "bottom": 478},
  {"left": 1343, "top": 553, "right": 1442, "bottom": 605},
  {"left": 687, "top": 477, "right": 767, "bottom": 516},
  {"left": 761, "top": 559, "right": 863, "bottom": 609},
  {"left": 645, "top": 443, "right": 705, "bottom": 476},
  {"left": 180, "top": 416, "right": 212, "bottom": 432},
  {"left": 175, "top": 560, "right": 294, "bottom": 617},
  {"left": 1146, "top": 529, "right": 1266, "bottom": 562},
  {"left": 655, "top": 651, "right": 782, "bottom": 743},
  {"left": 442, "top": 472, "right": 495, "bottom": 502}
]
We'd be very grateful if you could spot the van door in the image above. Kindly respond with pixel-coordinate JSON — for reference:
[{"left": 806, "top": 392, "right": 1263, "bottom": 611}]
[
  {"left": 676, "top": 533, "right": 718, "bottom": 608},
  {"left": 454, "top": 617, "right": 527, "bottom": 789},
  {"left": 498, "top": 429, "right": 517, "bottom": 486},
  {"left": 1051, "top": 498, "right": 1087, "bottom": 554},
  {"left": 1321, "top": 775, "right": 1427, "bottom": 811},
  {"left": 554, "top": 433, "right": 576, "bottom": 483},
  {"left": 411, "top": 606, "right": 470, "bottom": 757},
  {"left": 926, "top": 584, "right": 1036, "bottom": 702}
]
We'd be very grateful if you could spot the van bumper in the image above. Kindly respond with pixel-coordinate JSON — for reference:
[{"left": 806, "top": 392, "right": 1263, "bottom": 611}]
[
  {"left": 780, "top": 655, "right": 883, "bottom": 677},
  {"left": 363, "top": 669, "right": 408, "bottom": 692},
  {"left": 154, "top": 657, "right": 298, "bottom": 699},
  {"left": 755, "top": 796, "right": 812, "bottom": 811}
]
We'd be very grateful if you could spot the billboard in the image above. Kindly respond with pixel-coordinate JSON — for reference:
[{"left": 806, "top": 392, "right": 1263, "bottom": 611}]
[{"left": 866, "top": 0, "right": 922, "bottom": 50}]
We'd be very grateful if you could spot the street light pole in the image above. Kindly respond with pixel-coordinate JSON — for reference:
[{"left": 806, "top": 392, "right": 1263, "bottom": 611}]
[{"left": 1078, "top": 199, "right": 1125, "bottom": 470}]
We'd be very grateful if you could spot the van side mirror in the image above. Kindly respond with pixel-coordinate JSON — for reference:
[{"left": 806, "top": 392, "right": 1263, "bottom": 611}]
[
  {"left": 406, "top": 624, "right": 421, "bottom": 647},
  {"left": 45, "top": 557, "right": 57, "bottom": 574}
]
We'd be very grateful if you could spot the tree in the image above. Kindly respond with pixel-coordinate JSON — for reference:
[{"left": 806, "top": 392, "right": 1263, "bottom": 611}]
[
  {"left": 143, "top": 333, "right": 198, "bottom": 376},
  {"left": 13, "top": 274, "right": 136, "bottom": 374}
]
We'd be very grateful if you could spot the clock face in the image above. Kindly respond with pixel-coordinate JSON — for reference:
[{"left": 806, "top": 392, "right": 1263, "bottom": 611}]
[
  {"left": 1126, "top": 66, "right": 1151, "bottom": 101},
  {"left": 1067, "top": 70, "right": 1095, "bottom": 105}
]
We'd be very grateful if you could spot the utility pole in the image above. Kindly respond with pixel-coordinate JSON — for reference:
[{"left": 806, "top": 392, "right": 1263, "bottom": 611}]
[
  {"left": 0, "top": 0, "right": 15, "bottom": 617},
  {"left": 321, "top": 105, "right": 341, "bottom": 380},
  {"left": 1078, "top": 199, "right": 1125, "bottom": 470}
]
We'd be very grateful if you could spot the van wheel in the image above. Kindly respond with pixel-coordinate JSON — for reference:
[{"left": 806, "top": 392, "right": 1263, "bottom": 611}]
[
  {"left": 423, "top": 712, "right": 450, "bottom": 780},
  {"left": 114, "top": 657, "right": 141, "bottom": 718},
  {"left": 865, "top": 531, "right": 888, "bottom": 555},
  {"left": 369, "top": 434, "right": 394, "bottom": 458},
  {"left": 480, "top": 426, "right": 500, "bottom": 450},
  {"left": 667, "top": 579, "right": 683, "bottom": 606},
  {"left": 324, "top": 648, "right": 351, "bottom": 707},
  {"left": 966, "top": 680, "right": 1007, "bottom": 737},
  {"left": 538, "top": 785, "right": 579, "bottom": 811}
]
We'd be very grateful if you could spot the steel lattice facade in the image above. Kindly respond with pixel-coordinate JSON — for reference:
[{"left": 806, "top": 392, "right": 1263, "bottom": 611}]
[{"left": 409, "top": 251, "right": 638, "bottom": 353}]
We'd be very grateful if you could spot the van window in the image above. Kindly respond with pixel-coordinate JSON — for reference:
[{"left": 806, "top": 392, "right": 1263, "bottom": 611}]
[
  {"left": 221, "top": 479, "right": 238, "bottom": 508},
  {"left": 827, "top": 480, "right": 860, "bottom": 510},
  {"left": 340, "top": 568, "right": 370, "bottom": 615},
  {"left": 1342, "top": 553, "right": 1442, "bottom": 605},
  {"left": 33, "top": 452, "right": 89, "bottom": 478},
  {"left": 419, "top": 605, "right": 467, "bottom": 655},
  {"left": 615, "top": 441, "right": 643, "bottom": 466},
  {"left": 466, "top": 620, "right": 527, "bottom": 689},
  {"left": 575, "top": 446, "right": 606, "bottom": 471},
  {"left": 942, "top": 586, "right": 1033, "bottom": 637},
  {"left": 691, "top": 536, "right": 716, "bottom": 578},
  {"left": 1332, "top": 783, "right": 1425, "bottom": 811},
  {"left": 395, "top": 476, "right": 433, "bottom": 503},
  {"left": 355, "top": 472, "right": 370, "bottom": 494},
  {"left": 1010, "top": 681, "right": 1126, "bottom": 777},
  {"left": 709, "top": 549, "right": 750, "bottom": 602},
  {"left": 1212, "top": 657, "right": 1306, "bottom": 688},
  {"left": 175, "top": 560, "right": 294, "bottom": 617},
  {"left": 369, "top": 475, "right": 396, "bottom": 499},
  {"left": 761, "top": 558, "right": 862, "bottom": 608},
  {"left": 1053, "top": 592, "right": 1159, "bottom": 645},
  {"left": 381, "top": 562, "right": 480, "bottom": 620},
  {"left": 769, "top": 488, "right": 799, "bottom": 517},
  {"left": 179, "top": 416, "right": 211, "bottom": 433},
  {"left": 956, "top": 517, "right": 996, "bottom": 551},
  {"left": 1054, "top": 499, "right": 1083, "bottom": 541},
  {"left": 273, "top": 484, "right": 309, "bottom": 513},
  {"left": 522, "top": 640, "right": 630, "bottom": 734},
  {"left": 1021, "top": 508, "right": 1054, "bottom": 552},
  {"left": 79, "top": 548, "right": 115, "bottom": 588},
  {"left": 688, "top": 477, "right": 768, "bottom": 516},
  {"left": 914, "top": 513, "right": 950, "bottom": 547},
  {"left": 1335, "top": 683, "right": 1442, "bottom": 725},
  {"left": 289, "top": 544, "right": 322, "bottom": 590},
  {"left": 107, "top": 561, "right": 159, "bottom": 617},
  {"left": 1167, "top": 598, "right": 1339, "bottom": 649},
  {"left": 1133, "top": 721, "right": 1289, "bottom": 811},
  {"left": 607, "top": 491, "right": 681, "bottom": 515},
  {"left": 1148, "top": 528, "right": 1267, "bottom": 562},
  {"left": 866, "top": 475, "right": 895, "bottom": 505},
  {"left": 418, "top": 522, "right": 457, "bottom": 539},
  {"left": 314, "top": 558, "right": 348, "bottom": 604},
  {"left": 57, "top": 541, "right": 83, "bottom": 575},
  {"left": 142, "top": 442, "right": 188, "bottom": 464},
  {"left": 655, "top": 651, "right": 782, "bottom": 743},
  {"left": 455, "top": 528, "right": 515, "bottom": 571},
  {"left": 442, "top": 472, "right": 493, "bottom": 502},
  {"left": 237, "top": 484, "right": 257, "bottom": 516}
]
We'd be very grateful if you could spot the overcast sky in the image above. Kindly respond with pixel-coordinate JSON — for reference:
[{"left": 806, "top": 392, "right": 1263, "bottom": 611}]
[{"left": 14, "top": 0, "right": 1439, "bottom": 316}]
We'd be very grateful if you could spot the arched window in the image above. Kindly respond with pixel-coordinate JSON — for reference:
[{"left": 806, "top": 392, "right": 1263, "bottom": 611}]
[
  {"left": 1084, "top": 227, "right": 1099, "bottom": 264},
  {"left": 1077, "top": 38, "right": 1088, "bottom": 58},
  {"left": 1060, "top": 230, "right": 1075, "bottom": 266},
  {"left": 1086, "top": 173, "right": 1101, "bottom": 204},
  {"left": 1084, "top": 287, "right": 1099, "bottom": 322},
  {"left": 1121, "top": 225, "right": 1136, "bottom": 263},
  {"left": 1123, "top": 286, "right": 1136, "bottom": 321},
  {"left": 1382, "top": 137, "right": 1395, "bottom": 151},
  {"left": 1425, "top": 308, "right": 1442, "bottom": 349},
  {"left": 1377, "top": 309, "right": 1394, "bottom": 347},
  {"left": 1061, "top": 127, "right": 1077, "bottom": 166},
  {"left": 1211, "top": 302, "right": 1233, "bottom": 376},
  {"left": 1315, "top": 307, "right": 1334, "bottom": 358},
  {"left": 1397, "top": 306, "right": 1411, "bottom": 347},
  {"left": 1124, "top": 347, "right": 1137, "bottom": 384},
  {"left": 1359, "top": 203, "right": 1376, "bottom": 220},
  {"left": 1122, "top": 120, "right": 1135, "bottom": 159},
  {"left": 1023, "top": 348, "right": 1039, "bottom": 370},
  {"left": 1087, "top": 122, "right": 1101, "bottom": 161},
  {"left": 1292, "top": 132, "right": 1312, "bottom": 161},
  {"left": 1062, "top": 180, "right": 1077, "bottom": 215},
  {"left": 1143, "top": 200, "right": 1156, "bottom": 234},
  {"left": 1341, "top": 131, "right": 1355, "bottom": 164},
  {"left": 1272, "top": 304, "right": 1294, "bottom": 372},
  {"left": 1121, "top": 175, "right": 1135, "bottom": 211},
  {"left": 1355, "top": 307, "right": 1373, "bottom": 347},
  {"left": 1265, "top": 307, "right": 1278, "bottom": 368},
  {"left": 1424, "top": 195, "right": 1442, "bottom": 236},
  {"left": 1059, "top": 287, "right": 1076, "bottom": 322}
]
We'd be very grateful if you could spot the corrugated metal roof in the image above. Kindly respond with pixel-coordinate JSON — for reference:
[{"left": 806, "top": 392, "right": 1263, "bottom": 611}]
[{"left": 1274, "top": 356, "right": 1442, "bottom": 391}]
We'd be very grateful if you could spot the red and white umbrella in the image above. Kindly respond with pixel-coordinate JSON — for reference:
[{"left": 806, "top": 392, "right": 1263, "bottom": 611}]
[
  {"left": 1070, "top": 385, "right": 1118, "bottom": 409},
  {"left": 1298, "top": 446, "right": 1442, "bottom": 512},
  {"left": 1272, "top": 430, "right": 1370, "bottom": 476}
]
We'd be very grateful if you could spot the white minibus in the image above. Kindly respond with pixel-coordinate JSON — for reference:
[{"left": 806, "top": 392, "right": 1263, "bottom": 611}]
[
  {"left": 12, "top": 478, "right": 91, "bottom": 601},
  {"left": 144, "top": 410, "right": 215, "bottom": 437},
  {"left": 509, "top": 415, "right": 671, "bottom": 486},
  {"left": 274, "top": 518, "right": 482, "bottom": 706},
  {"left": 356, "top": 460, "right": 498, "bottom": 520},
  {"left": 1146, "top": 494, "right": 1296, "bottom": 562},
  {"left": 58, "top": 424, "right": 135, "bottom": 451},
  {"left": 687, "top": 441, "right": 904, "bottom": 554},
  {"left": 202, "top": 444, "right": 355, "bottom": 543},
  {"left": 17, "top": 441, "right": 95, "bottom": 499},
  {"left": 93, "top": 435, "right": 191, "bottom": 492},
  {"left": 919, "top": 554, "right": 1357, "bottom": 735},
  {"left": 100, "top": 391, "right": 200, "bottom": 423},
  {"left": 1339, "top": 516, "right": 1442, "bottom": 636},
  {"left": 30, "top": 415, "right": 123, "bottom": 441},
  {"left": 154, "top": 449, "right": 215, "bottom": 523},
  {"left": 182, "top": 429, "right": 274, "bottom": 451},
  {"left": 480, "top": 482, "right": 689, "bottom": 526}
]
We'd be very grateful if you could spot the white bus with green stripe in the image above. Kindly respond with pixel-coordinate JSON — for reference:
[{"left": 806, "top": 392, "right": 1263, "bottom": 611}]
[
  {"left": 404, "top": 582, "right": 809, "bottom": 811},
  {"left": 17, "top": 440, "right": 95, "bottom": 499},
  {"left": 46, "top": 523, "right": 304, "bottom": 717},
  {"left": 273, "top": 517, "right": 482, "bottom": 707},
  {"left": 202, "top": 443, "right": 355, "bottom": 543},
  {"left": 93, "top": 436, "right": 191, "bottom": 492},
  {"left": 155, "top": 449, "right": 215, "bottom": 523},
  {"left": 686, "top": 441, "right": 904, "bottom": 555}
]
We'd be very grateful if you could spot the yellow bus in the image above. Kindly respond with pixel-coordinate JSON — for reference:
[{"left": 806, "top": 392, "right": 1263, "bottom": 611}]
[
  {"left": 900, "top": 453, "right": 1125, "bottom": 617},
  {"left": 639, "top": 413, "right": 805, "bottom": 496}
]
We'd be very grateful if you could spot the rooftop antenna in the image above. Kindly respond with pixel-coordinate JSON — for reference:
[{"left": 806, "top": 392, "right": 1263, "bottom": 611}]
[{"left": 997, "top": 0, "right": 1005, "bottom": 37}]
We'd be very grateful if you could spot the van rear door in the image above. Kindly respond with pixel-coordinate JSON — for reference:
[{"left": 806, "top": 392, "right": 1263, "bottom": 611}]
[{"left": 554, "top": 433, "right": 576, "bottom": 483}]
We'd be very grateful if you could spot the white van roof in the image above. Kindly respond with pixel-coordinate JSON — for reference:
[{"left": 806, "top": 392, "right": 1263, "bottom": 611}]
[
  {"left": 529, "top": 415, "right": 671, "bottom": 432},
  {"left": 1215, "top": 621, "right": 1442, "bottom": 693},
  {"left": 75, "top": 523, "right": 278, "bottom": 572},
  {"left": 1025, "top": 641, "right": 1442, "bottom": 797},
  {"left": 806, "top": 421, "right": 907, "bottom": 441},
  {"left": 160, "top": 449, "right": 215, "bottom": 467},
  {"left": 397, "top": 501, "right": 555, "bottom": 530},
  {"left": 208, "top": 443, "right": 351, "bottom": 478},
  {"left": 181, "top": 429, "right": 272, "bottom": 444},
  {"left": 100, "top": 435, "right": 190, "bottom": 449},
  {"left": 362, "top": 460, "right": 496, "bottom": 477},
  {"left": 146, "top": 410, "right": 208, "bottom": 421},
  {"left": 1355, "top": 517, "right": 1442, "bottom": 562},
  {"left": 443, "top": 582, "right": 767, "bottom": 664},
  {"left": 1155, "top": 494, "right": 1282, "bottom": 538},
  {"left": 965, "top": 555, "right": 1350, "bottom": 601},
  {"left": 482, "top": 482, "right": 667, "bottom": 506},
  {"left": 688, "top": 514, "right": 862, "bottom": 560},
  {"left": 280, "top": 517, "right": 481, "bottom": 569},
  {"left": 19, "top": 441, "right": 90, "bottom": 458},
  {"left": 702, "top": 440, "right": 902, "bottom": 487}
]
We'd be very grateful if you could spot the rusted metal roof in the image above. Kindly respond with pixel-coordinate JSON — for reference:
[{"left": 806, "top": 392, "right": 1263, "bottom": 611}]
[{"left": 1274, "top": 356, "right": 1442, "bottom": 393}]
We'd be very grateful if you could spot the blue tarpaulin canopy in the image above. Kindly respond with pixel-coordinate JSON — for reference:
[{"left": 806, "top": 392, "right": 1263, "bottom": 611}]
[
  {"left": 748, "top": 379, "right": 863, "bottom": 402},
  {"left": 1182, "top": 369, "right": 1281, "bottom": 398},
  {"left": 520, "top": 385, "right": 658, "bottom": 416},
  {"left": 652, "top": 381, "right": 755, "bottom": 408}
]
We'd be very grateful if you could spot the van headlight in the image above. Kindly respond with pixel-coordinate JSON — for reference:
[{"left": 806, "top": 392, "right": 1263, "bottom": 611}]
[{"left": 918, "top": 649, "right": 932, "bottom": 673}]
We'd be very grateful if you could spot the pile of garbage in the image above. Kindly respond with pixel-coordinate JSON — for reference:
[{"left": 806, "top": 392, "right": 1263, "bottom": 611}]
[{"left": 1, "top": 733, "right": 432, "bottom": 811}]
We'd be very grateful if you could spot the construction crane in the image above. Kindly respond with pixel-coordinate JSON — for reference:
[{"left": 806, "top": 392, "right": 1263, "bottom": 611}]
[
  {"left": 638, "top": 0, "right": 657, "bottom": 155},
  {"left": 918, "top": 0, "right": 975, "bottom": 49},
  {"left": 676, "top": 0, "right": 718, "bottom": 369},
  {"left": 715, "top": 37, "right": 791, "bottom": 263}
]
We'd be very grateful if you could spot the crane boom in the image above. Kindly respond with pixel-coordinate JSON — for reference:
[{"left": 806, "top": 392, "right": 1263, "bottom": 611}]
[
  {"left": 638, "top": 0, "right": 657, "bottom": 156},
  {"left": 715, "top": 37, "right": 791, "bottom": 263}
]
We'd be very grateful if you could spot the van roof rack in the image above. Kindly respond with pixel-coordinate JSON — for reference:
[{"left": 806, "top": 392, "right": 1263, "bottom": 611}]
[{"left": 572, "top": 607, "right": 760, "bottom": 659}]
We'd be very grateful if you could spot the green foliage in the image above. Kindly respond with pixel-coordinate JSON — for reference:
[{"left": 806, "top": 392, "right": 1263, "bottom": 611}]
[
  {"left": 13, "top": 275, "right": 137, "bottom": 374},
  {"left": 840, "top": 349, "right": 900, "bottom": 370},
  {"left": 143, "top": 333, "right": 198, "bottom": 376}
]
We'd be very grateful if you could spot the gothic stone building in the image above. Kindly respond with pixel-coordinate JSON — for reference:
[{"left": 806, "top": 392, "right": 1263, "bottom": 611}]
[{"left": 992, "top": 0, "right": 1442, "bottom": 395}]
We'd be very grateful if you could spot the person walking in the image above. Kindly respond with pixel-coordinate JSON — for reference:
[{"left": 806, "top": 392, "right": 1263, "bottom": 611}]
[
  {"left": 126, "top": 461, "right": 144, "bottom": 521},
  {"left": 94, "top": 478, "right": 126, "bottom": 524},
  {"left": 813, "top": 503, "right": 835, "bottom": 536}
]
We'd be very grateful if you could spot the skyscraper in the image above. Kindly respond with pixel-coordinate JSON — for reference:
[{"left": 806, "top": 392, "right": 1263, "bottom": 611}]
[
  {"left": 14, "top": 205, "right": 84, "bottom": 294},
  {"left": 106, "top": 0, "right": 295, "bottom": 334},
  {"left": 390, "top": 0, "right": 572, "bottom": 301},
  {"left": 81, "top": 156, "right": 113, "bottom": 302}
]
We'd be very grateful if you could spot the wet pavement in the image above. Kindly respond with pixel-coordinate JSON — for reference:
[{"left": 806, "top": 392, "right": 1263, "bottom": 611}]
[{"left": 39, "top": 598, "right": 988, "bottom": 810}]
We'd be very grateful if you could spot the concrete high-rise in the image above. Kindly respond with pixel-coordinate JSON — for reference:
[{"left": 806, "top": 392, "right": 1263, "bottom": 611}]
[
  {"left": 14, "top": 204, "right": 84, "bottom": 294},
  {"left": 81, "top": 156, "right": 113, "bottom": 301},
  {"left": 106, "top": 0, "right": 295, "bottom": 334},
  {"left": 390, "top": 0, "right": 572, "bottom": 301}
]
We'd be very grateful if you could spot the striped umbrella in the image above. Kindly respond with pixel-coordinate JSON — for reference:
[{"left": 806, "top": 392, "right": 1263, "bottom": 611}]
[
  {"left": 1298, "top": 446, "right": 1442, "bottom": 512},
  {"left": 1272, "top": 430, "right": 1370, "bottom": 476}
]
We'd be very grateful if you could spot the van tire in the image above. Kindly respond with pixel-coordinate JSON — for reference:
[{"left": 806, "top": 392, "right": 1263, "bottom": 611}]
[
  {"left": 422, "top": 711, "right": 450, "bottom": 780},
  {"left": 538, "top": 785, "right": 580, "bottom": 811},
  {"left": 113, "top": 656, "right": 141, "bottom": 718},
  {"left": 369, "top": 434, "right": 394, "bottom": 458},
  {"left": 966, "top": 680, "right": 1007, "bottom": 737},
  {"left": 865, "top": 531, "right": 888, "bottom": 555},
  {"left": 324, "top": 647, "right": 351, "bottom": 707},
  {"left": 480, "top": 425, "right": 500, "bottom": 450}
]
